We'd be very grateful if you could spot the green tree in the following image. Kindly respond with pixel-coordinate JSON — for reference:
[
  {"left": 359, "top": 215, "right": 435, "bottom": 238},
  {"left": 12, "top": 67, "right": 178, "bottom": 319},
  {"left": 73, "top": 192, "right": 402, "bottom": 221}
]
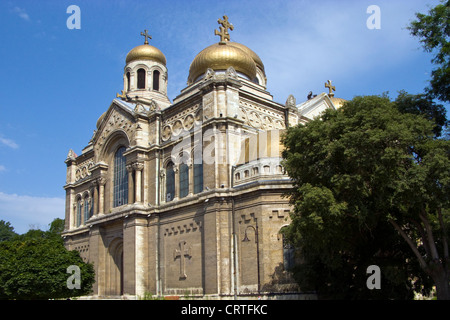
[
  {"left": 0, "top": 221, "right": 17, "bottom": 242},
  {"left": 395, "top": 90, "right": 448, "bottom": 137},
  {"left": 48, "top": 218, "right": 65, "bottom": 235},
  {"left": 408, "top": 0, "right": 450, "bottom": 103},
  {"left": 0, "top": 219, "right": 95, "bottom": 299},
  {"left": 282, "top": 95, "right": 450, "bottom": 299}
]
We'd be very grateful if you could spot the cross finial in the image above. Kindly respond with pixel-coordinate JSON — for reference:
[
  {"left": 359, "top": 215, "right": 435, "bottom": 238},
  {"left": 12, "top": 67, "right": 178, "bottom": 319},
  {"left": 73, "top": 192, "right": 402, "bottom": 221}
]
[
  {"left": 140, "top": 29, "right": 152, "bottom": 45},
  {"left": 214, "top": 15, "right": 234, "bottom": 42},
  {"left": 325, "top": 80, "right": 336, "bottom": 97}
]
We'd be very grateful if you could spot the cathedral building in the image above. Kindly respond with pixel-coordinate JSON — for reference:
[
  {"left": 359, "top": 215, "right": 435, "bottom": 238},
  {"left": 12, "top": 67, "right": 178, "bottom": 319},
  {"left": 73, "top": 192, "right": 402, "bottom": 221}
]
[{"left": 62, "top": 16, "right": 343, "bottom": 299}]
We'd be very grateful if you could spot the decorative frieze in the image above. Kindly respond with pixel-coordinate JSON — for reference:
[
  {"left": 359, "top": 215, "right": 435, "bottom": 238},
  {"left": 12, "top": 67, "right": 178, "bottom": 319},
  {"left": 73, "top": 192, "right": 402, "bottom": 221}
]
[
  {"left": 164, "top": 220, "right": 202, "bottom": 236},
  {"left": 161, "top": 104, "right": 201, "bottom": 141},
  {"left": 239, "top": 99, "right": 285, "bottom": 130},
  {"left": 74, "top": 159, "right": 95, "bottom": 182}
]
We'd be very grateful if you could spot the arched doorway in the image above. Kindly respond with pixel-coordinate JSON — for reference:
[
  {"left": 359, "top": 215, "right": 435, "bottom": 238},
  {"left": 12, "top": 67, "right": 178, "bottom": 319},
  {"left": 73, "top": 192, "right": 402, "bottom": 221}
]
[{"left": 108, "top": 238, "right": 124, "bottom": 296}]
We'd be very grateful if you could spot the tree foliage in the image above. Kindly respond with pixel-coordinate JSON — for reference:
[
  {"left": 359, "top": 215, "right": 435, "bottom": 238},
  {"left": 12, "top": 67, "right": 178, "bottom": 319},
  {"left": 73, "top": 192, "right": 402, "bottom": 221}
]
[
  {"left": 0, "top": 220, "right": 17, "bottom": 242},
  {"left": 394, "top": 90, "right": 448, "bottom": 137},
  {"left": 408, "top": 0, "right": 450, "bottom": 103},
  {"left": 0, "top": 219, "right": 95, "bottom": 300},
  {"left": 282, "top": 95, "right": 450, "bottom": 299}
]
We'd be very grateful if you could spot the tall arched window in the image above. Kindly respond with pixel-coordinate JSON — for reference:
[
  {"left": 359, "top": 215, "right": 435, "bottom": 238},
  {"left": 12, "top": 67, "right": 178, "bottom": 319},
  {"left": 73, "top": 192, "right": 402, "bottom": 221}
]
[
  {"left": 152, "top": 70, "right": 160, "bottom": 91},
  {"left": 126, "top": 72, "right": 131, "bottom": 91},
  {"left": 193, "top": 151, "right": 203, "bottom": 194},
  {"left": 113, "top": 146, "right": 128, "bottom": 207},
  {"left": 137, "top": 68, "right": 146, "bottom": 89},
  {"left": 166, "top": 161, "right": 175, "bottom": 202},
  {"left": 83, "top": 195, "right": 90, "bottom": 222},
  {"left": 76, "top": 198, "right": 82, "bottom": 227},
  {"left": 179, "top": 162, "right": 189, "bottom": 198}
]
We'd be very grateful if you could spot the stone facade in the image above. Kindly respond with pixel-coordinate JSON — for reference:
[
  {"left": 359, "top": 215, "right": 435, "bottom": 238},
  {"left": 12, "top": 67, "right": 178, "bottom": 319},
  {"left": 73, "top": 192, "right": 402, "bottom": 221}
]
[{"left": 63, "top": 26, "right": 339, "bottom": 299}]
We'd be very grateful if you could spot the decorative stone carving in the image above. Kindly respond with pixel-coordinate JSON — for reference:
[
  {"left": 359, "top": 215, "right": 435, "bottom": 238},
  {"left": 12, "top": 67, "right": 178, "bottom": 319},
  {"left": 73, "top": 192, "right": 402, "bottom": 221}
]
[
  {"left": 161, "top": 125, "right": 171, "bottom": 141},
  {"left": 172, "top": 120, "right": 183, "bottom": 136},
  {"left": 97, "top": 110, "right": 135, "bottom": 148},
  {"left": 194, "top": 108, "right": 203, "bottom": 125},
  {"left": 248, "top": 111, "right": 262, "bottom": 129},
  {"left": 183, "top": 114, "right": 194, "bottom": 130},
  {"left": 149, "top": 99, "right": 159, "bottom": 112},
  {"left": 285, "top": 94, "right": 296, "bottom": 108},
  {"left": 173, "top": 240, "right": 192, "bottom": 279},
  {"left": 67, "top": 149, "right": 77, "bottom": 160},
  {"left": 203, "top": 95, "right": 214, "bottom": 120},
  {"left": 226, "top": 66, "right": 238, "bottom": 79},
  {"left": 132, "top": 162, "right": 144, "bottom": 171},
  {"left": 97, "top": 176, "right": 107, "bottom": 186},
  {"left": 204, "top": 68, "right": 215, "bottom": 81},
  {"left": 239, "top": 99, "right": 286, "bottom": 130},
  {"left": 74, "top": 160, "right": 95, "bottom": 182},
  {"left": 134, "top": 104, "right": 146, "bottom": 114}
]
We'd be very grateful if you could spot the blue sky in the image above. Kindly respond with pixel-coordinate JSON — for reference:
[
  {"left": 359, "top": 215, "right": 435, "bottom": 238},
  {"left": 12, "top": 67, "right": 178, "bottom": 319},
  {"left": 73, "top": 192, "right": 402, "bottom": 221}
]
[{"left": 0, "top": 0, "right": 448, "bottom": 234}]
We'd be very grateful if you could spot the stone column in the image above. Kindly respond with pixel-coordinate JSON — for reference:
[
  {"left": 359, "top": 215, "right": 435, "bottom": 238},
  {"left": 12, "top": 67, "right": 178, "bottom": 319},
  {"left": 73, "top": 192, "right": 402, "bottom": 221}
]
[
  {"left": 97, "top": 176, "right": 106, "bottom": 215},
  {"left": 188, "top": 163, "right": 194, "bottom": 195},
  {"left": 159, "top": 170, "right": 166, "bottom": 204},
  {"left": 133, "top": 162, "right": 144, "bottom": 203},
  {"left": 72, "top": 203, "right": 77, "bottom": 229},
  {"left": 91, "top": 180, "right": 98, "bottom": 216},
  {"left": 126, "top": 164, "right": 134, "bottom": 204},
  {"left": 174, "top": 166, "right": 179, "bottom": 200}
]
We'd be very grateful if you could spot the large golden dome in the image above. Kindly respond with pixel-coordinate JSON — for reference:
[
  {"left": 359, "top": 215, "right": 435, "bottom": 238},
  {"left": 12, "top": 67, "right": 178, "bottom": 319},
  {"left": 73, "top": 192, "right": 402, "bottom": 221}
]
[
  {"left": 227, "top": 42, "right": 265, "bottom": 72},
  {"left": 126, "top": 44, "right": 166, "bottom": 65},
  {"left": 188, "top": 42, "right": 257, "bottom": 84}
]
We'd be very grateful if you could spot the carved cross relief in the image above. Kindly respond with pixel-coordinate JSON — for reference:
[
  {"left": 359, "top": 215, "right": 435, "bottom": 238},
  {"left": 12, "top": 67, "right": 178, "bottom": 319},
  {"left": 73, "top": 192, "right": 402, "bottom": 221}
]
[{"left": 173, "top": 240, "right": 191, "bottom": 279}]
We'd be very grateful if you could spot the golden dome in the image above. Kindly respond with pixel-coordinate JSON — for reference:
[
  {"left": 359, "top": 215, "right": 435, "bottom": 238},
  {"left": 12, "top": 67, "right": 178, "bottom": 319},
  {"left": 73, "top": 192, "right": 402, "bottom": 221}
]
[
  {"left": 188, "top": 42, "right": 257, "bottom": 84},
  {"left": 330, "top": 97, "right": 346, "bottom": 108},
  {"left": 126, "top": 44, "right": 166, "bottom": 65},
  {"left": 227, "top": 42, "right": 265, "bottom": 72}
]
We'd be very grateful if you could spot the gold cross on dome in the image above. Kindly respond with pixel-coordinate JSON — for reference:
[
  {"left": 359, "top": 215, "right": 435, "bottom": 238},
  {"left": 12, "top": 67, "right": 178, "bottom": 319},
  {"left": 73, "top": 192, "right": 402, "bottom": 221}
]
[
  {"left": 140, "top": 29, "right": 152, "bottom": 44},
  {"left": 214, "top": 15, "right": 234, "bottom": 42},
  {"left": 325, "top": 80, "right": 336, "bottom": 97}
]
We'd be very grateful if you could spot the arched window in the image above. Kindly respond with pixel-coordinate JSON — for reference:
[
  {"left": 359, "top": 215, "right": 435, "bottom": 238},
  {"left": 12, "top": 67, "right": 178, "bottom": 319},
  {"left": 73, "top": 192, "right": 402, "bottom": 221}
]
[
  {"left": 76, "top": 198, "right": 82, "bottom": 227},
  {"left": 179, "top": 163, "right": 189, "bottom": 198},
  {"left": 83, "top": 195, "right": 90, "bottom": 222},
  {"left": 166, "top": 161, "right": 175, "bottom": 202},
  {"left": 113, "top": 146, "right": 128, "bottom": 207},
  {"left": 193, "top": 148, "right": 203, "bottom": 194},
  {"left": 152, "top": 70, "right": 160, "bottom": 91},
  {"left": 137, "top": 68, "right": 146, "bottom": 89},
  {"left": 126, "top": 72, "right": 131, "bottom": 91}
]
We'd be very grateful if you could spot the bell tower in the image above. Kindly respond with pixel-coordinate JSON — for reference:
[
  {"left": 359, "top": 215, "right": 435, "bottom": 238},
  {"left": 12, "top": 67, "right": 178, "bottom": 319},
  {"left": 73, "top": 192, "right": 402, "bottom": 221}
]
[{"left": 119, "top": 29, "right": 171, "bottom": 109}]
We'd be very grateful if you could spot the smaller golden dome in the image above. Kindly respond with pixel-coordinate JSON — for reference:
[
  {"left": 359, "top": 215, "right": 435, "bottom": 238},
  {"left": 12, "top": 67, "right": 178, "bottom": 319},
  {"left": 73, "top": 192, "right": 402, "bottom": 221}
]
[
  {"left": 330, "top": 97, "right": 346, "bottom": 108},
  {"left": 126, "top": 44, "right": 166, "bottom": 65},
  {"left": 188, "top": 42, "right": 257, "bottom": 84}
]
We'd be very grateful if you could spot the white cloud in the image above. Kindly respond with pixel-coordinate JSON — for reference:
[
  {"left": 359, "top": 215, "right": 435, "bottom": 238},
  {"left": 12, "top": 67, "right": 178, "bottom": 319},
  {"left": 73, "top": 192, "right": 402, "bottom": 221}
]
[
  {"left": 12, "top": 6, "right": 30, "bottom": 21},
  {"left": 0, "top": 192, "right": 65, "bottom": 234},
  {"left": 0, "top": 136, "right": 19, "bottom": 149}
]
